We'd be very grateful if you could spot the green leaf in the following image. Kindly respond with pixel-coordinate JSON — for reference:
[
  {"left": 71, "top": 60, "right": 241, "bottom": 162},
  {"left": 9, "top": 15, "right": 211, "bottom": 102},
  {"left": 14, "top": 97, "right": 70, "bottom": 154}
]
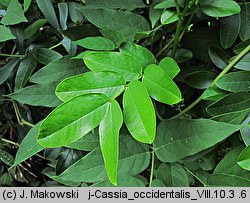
[
  {"left": 142, "top": 64, "right": 182, "bottom": 105},
  {"left": 58, "top": 135, "right": 150, "bottom": 183},
  {"left": 67, "top": 131, "right": 99, "bottom": 151},
  {"left": 36, "top": 0, "right": 60, "bottom": 29},
  {"left": 78, "top": 8, "right": 149, "bottom": 41},
  {"left": 7, "top": 83, "right": 61, "bottom": 107},
  {"left": 68, "top": 2, "right": 83, "bottom": 24},
  {"left": 216, "top": 71, "right": 250, "bottom": 92},
  {"left": 234, "top": 52, "right": 250, "bottom": 71},
  {"left": 209, "top": 146, "right": 250, "bottom": 186},
  {"left": 100, "top": 29, "right": 125, "bottom": 47},
  {"left": 202, "top": 86, "right": 228, "bottom": 101},
  {"left": 123, "top": 81, "right": 156, "bottom": 144},
  {"left": 234, "top": 40, "right": 250, "bottom": 54},
  {"left": 241, "top": 114, "right": 250, "bottom": 146},
  {"left": 1, "top": 0, "right": 28, "bottom": 25},
  {"left": 0, "top": 59, "right": 19, "bottom": 85},
  {"left": 99, "top": 100, "right": 123, "bottom": 185},
  {"left": 159, "top": 57, "right": 180, "bottom": 79},
  {"left": 149, "top": 6, "right": 162, "bottom": 28},
  {"left": 0, "top": 25, "right": 16, "bottom": 42},
  {"left": 198, "top": 150, "right": 217, "bottom": 171},
  {"left": 206, "top": 92, "right": 250, "bottom": 116},
  {"left": 24, "top": 19, "right": 47, "bottom": 40},
  {"left": 84, "top": 0, "right": 145, "bottom": 10},
  {"left": 0, "top": 149, "right": 14, "bottom": 166},
  {"left": 184, "top": 70, "right": 217, "bottom": 89},
  {"left": 154, "top": 0, "right": 185, "bottom": 9},
  {"left": 214, "top": 146, "right": 248, "bottom": 176},
  {"left": 211, "top": 110, "right": 249, "bottom": 125},
  {"left": 156, "top": 163, "right": 189, "bottom": 186},
  {"left": 30, "top": 57, "right": 84, "bottom": 84},
  {"left": 153, "top": 119, "right": 241, "bottom": 162},
  {"left": 200, "top": 0, "right": 241, "bottom": 18},
  {"left": 56, "top": 71, "right": 125, "bottom": 102},
  {"left": 220, "top": 14, "right": 241, "bottom": 49},
  {"left": 174, "top": 48, "right": 193, "bottom": 63},
  {"left": 24, "top": 0, "right": 32, "bottom": 12},
  {"left": 120, "top": 42, "right": 156, "bottom": 70},
  {"left": 239, "top": 3, "right": 250, "bottom": 41},
  {"left": 13, "top": 121, "right": 44, "bottom": 167},
  {"left": 42, "top": 168, "right": 80, "bottom": 186},
  {"left": 58, "top": 3, "right": 68, "bottom": 30},
  {"left": 93, "top": 175, "right": 145, "bottom": 187},
  {"left": 208, "top": 46, "right": 230, "bottom": 70},
  {"left": 182, "top": 27, "right": 220, "bottom": 62},
  {"left": 73, "top": 37, "right": 116, "bottom": 51},
  {"left": 207, "top": 174, "right": 250, "bottom": 186},
  {"left": 238, "top": 146, "right": 250, "bottom": 171},
  {"left": 15, "top": 53, "right": 37, "bottom": 90},
  {"left": 56, "top": 149, "right": 82, "bottom": 175},
  {"left": 33, "top": 48, "right": 63, "bottom": 65},
  {"left": 151, "top": 179, "right": 166, "bottom": 187},
  {"left": 160, "top": 10, "right": 178, "bottom": 25},
  {"left": 84, "top": 52, "right": 142, "bottom": 81},
  {"left": 37, "top": 94, "right": 109, "bottom": 148}
]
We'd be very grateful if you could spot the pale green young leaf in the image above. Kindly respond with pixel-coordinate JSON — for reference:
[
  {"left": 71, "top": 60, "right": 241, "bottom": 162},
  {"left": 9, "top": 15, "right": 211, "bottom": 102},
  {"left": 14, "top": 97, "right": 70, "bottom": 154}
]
[
  {"left": 37, "top": 94, "right": 109, "bottom": 148},
  {"left": 159, "top": 57, "right": 180, "bottom": 79},
  {"left": 160, "top": 10, "right": 178, "bottom": 25},
  {"left": 142, "top": 64, "right": 182, "bottom": 105},
  {"left": 238, "top": 145, "right": 250, "bottom": 171},
  {"left": 56, "top": 71, "right": 125, "bottom": 102},
  {"left": 200, "top": 0, "right": 241, "bottom": 18},
  {"left": 123, "top": 80, "right": 156, "bottom": 144},
  {"left": 99, "top": 100, "right": 123, "bottom": 185},
  {"left": 84, "top": 52, "right": 142, "bottom": 81}
]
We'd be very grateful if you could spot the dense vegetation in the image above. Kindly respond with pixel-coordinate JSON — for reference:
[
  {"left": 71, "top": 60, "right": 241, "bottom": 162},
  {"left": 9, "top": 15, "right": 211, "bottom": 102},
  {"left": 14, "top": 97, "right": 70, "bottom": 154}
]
[{"left": 0, "top": 0, "right": 250, "bottom": 187}]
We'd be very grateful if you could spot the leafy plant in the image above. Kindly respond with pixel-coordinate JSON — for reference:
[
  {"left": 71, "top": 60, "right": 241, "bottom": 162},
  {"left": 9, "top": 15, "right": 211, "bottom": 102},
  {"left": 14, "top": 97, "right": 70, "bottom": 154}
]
[{"left": 0, "top": 0, "right": 250, "bottom": 187}]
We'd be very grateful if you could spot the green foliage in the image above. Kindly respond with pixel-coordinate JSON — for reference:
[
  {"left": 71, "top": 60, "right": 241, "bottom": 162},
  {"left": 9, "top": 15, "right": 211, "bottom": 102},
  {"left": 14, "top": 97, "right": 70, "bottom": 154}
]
[{"left": 0, "top": 0, "right": 249, "bottom": 187}]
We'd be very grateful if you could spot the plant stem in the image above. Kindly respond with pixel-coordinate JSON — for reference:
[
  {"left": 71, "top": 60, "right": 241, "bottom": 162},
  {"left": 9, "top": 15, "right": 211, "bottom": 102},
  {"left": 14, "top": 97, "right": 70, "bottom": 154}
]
[
  {"left": 1, "top": 138, "right": 19, "bottom": 147},
  {"left": 149, "top": 149, "right": 155, "bottom": 187},
  {"left": 1, "top": 137, "right": 46, "bottom": 160},
  {"left": 49, "top": 42, "right": 62, "bottom": 50},
  {"left": 21, "top": 120, "right": 35, "bottom": 127},
  {"left": 172, "top": 43, "right": 250, "bottom": 119},
  {"left": 171, "top": 0, "right": 191, "bottom": 58},
  {"left": 184, "top": 166, "right": 207, "bottom": 186},
  {"left": 156, "top": 38, "right": 174, "bottom": 58},
  {"left": 0, "top": 53, "right": 25, "bottom": 58}
]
